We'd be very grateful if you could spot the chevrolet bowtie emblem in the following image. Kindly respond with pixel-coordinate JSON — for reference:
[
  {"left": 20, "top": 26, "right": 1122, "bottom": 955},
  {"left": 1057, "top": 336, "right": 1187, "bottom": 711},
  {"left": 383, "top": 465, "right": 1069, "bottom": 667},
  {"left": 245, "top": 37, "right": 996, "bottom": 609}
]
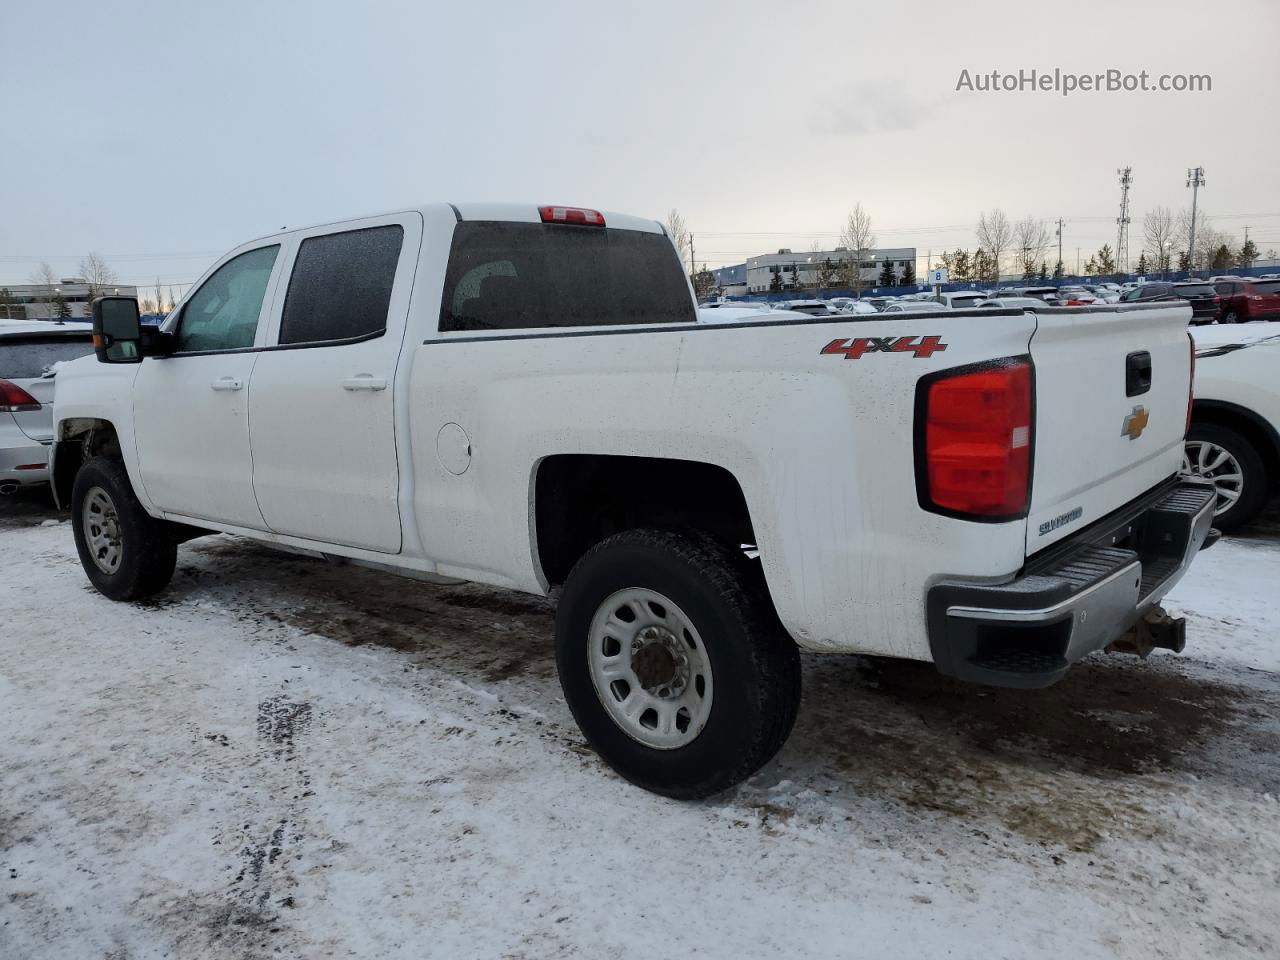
[{"left": 1121, "top": 405, "right": 1150, "bottom": 440}]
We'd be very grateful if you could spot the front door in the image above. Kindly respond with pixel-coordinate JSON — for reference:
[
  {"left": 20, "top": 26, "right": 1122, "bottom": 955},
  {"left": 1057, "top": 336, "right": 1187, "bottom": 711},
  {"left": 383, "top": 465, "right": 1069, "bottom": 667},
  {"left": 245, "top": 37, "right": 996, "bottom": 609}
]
[
  {"left": 247, "top": 215, "right": 420, "bottom": 553},
  {"left": 132, "top": 244, "right": 281, "bottom": 528}
]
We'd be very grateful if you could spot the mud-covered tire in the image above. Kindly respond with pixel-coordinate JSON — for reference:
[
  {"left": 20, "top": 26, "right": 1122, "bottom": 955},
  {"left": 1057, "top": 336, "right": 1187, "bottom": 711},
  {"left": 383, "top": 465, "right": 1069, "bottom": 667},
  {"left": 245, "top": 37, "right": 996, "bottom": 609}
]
[
  {"left": 555, "top": 529, "right": 801, "bottom": 799},
  {"left": 71, "top": 456, "right": 177, "bottom": 601},
  {"left": 1183, "top": 423, "right": 1268, "bottom": 533}
]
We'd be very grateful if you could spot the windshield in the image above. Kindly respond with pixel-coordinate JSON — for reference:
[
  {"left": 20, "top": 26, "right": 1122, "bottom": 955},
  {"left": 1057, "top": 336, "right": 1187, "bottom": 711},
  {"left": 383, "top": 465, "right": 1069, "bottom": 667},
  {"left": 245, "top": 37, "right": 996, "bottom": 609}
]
[{"left": 1, "top": 335, "right": 96, "bottom": 378}]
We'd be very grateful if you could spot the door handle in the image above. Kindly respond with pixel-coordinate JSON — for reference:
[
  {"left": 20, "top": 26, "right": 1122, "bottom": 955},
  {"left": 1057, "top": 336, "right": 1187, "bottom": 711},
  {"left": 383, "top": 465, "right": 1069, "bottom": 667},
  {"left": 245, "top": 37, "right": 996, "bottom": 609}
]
[
  {"left": 211, "top": 377, "right": 243, "bottom": 391},
  {"left": 342, "top": 375, "right": 387, "bottom": 392}
]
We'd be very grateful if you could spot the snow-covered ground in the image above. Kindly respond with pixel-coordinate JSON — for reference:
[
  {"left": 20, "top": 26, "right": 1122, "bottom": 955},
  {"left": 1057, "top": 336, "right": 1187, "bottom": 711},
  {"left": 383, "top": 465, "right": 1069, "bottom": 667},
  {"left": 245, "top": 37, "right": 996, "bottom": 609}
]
[{"left": 2, "top": 494, "right": 1278, "bottom": 960}]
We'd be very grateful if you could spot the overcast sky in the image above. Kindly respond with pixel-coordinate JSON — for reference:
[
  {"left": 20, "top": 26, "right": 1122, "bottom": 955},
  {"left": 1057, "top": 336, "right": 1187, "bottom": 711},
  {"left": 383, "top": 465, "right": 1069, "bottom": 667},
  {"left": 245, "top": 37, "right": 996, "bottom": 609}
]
[{"left": 3, "top": 0, "right": 1278, "bottom": 291}]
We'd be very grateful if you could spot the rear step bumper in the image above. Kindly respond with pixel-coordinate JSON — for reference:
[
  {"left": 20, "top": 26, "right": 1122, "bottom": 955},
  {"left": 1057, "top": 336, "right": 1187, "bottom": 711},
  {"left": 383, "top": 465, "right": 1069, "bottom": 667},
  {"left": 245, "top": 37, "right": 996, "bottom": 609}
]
[{"left": 926, "top": 478, "right": 1217, "bottom": 689}]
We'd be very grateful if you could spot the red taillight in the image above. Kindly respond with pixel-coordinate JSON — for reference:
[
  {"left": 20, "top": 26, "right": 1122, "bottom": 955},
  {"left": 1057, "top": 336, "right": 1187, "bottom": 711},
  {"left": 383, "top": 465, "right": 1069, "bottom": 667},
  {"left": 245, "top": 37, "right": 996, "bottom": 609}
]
[
  {"left": 918, "top": 359, "right": 1033, "bottom": 519},
  {"left": 0, "top": 379, "right": 41, "bottom": 413},
  {"left": 538, "top": 205, "right": 605, "bottom": 227},
  {"left": 1186, "top": 334, "right": 1195, "bottom": 436}
]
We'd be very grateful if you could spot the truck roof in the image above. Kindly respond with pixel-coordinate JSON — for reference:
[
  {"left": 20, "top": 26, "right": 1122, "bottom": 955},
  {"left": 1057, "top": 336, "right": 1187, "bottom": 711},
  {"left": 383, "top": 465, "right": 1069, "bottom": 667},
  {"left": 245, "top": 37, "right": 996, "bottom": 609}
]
[{"left": 242, "top": 202, "right": 667, "bottom": 248}]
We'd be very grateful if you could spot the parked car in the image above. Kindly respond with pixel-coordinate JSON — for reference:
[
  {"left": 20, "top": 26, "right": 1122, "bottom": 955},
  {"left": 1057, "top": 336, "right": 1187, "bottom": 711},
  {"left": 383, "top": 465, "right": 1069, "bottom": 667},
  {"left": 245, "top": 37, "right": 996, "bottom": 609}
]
[
  {"left": 1118, "top": 281, "right": 1220, "bottom": 324},
  {"left": 52, "top": 201, "right": 1214, "bottom": 799},
  {"left": 976, "top": 297, "right": 1053, "bottom": 310},
  {"left": 1214, "top": 278, "right": 1280, "bottom": 323},
  {"left": 1056, "top": 285, "right": 1103, "bottom": 306},
  {"left": 935, "top": 291, "right": 988, "bottom": 309},
  {"left": 1, "top": 320, "right": 97, "bottom": 494},
  {"left": 993, "top": 286, "right": 1063, "bottom": 305},
  {"left": 878, "top": 301, "right": 953, "bottom": 313},
  {"left": 697, "top": 304, "right": 777, "bottom": 324},
  {"left": 772, "top": 299, "right": 838, "bottom": 316},
  {"left": 1185, "top": 323, "right": 1280, "bottom": 530},
  {"left": 825, "top": 297, "right": 878, "bottom": 315}
]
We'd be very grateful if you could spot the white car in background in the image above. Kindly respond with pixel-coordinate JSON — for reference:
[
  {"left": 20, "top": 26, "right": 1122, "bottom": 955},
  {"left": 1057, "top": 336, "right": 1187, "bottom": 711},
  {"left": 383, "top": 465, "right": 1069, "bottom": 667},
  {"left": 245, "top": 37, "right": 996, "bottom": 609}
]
[
  {"left": 935, "top": 291, "right": 989, "bottom": 309},
  {"left": 825, "top": 297, "right": 879, "bottom": 315},
  {"left": 696, "top": 303, "right": 779, "bottom": 324},
  {"left": 879, "top": 301, "right": 953, "bottom": 314},
  {"left": 1, "top": 320, "right": 97, "bottom": 494},
  {"left": 1185, "top": 322, "right": 1280, "bottom": 531},
  {"left": 977, "top": 297, "right": 1054, "bottom": 310}
]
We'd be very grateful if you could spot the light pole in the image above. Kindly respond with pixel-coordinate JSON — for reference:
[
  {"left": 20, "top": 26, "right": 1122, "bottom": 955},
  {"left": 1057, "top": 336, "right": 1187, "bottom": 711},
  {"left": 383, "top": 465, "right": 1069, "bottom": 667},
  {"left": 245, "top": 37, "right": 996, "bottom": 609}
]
[{"left": 1186, "top": 166, "right": 1205, "bottom": 276}]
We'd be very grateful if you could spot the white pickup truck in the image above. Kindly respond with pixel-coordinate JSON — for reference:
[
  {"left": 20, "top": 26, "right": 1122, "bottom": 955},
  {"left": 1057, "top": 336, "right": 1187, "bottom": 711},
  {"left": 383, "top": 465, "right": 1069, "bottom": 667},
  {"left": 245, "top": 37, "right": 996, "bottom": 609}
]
[{"left": 52, "top": 202, "right": 1217, "bottom": 798}]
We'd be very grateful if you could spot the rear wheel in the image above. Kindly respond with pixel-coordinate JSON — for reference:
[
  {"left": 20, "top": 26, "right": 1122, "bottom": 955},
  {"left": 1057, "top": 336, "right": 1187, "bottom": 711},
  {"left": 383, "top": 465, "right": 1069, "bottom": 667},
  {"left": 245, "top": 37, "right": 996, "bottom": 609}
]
[
  {"left": 1182, "top": 423, "right": 1267, "bottom": 533},
  {"left": 1222, "top": 308, "right": 1241, "bottom": 323},
  {"left": 555, "top": 529, "right": 801, "bottom": 799},
  {"left": 72, "top": 457, "right": 177, "bottom": 600}
]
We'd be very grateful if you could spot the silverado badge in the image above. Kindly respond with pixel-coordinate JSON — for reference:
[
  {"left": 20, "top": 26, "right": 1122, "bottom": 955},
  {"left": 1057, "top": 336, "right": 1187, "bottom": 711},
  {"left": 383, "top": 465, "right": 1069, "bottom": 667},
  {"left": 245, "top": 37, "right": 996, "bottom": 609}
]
[{"left": 1121, "top": 405, "right": 1150, "bottom": 440}]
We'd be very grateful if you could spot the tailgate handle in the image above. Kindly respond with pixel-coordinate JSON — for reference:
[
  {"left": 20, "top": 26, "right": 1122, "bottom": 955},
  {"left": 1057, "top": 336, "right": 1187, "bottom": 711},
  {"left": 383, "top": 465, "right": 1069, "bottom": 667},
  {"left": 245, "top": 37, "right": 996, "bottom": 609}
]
[{"left": 1126, "top": 351, "right": 1152, "bottom": 397}]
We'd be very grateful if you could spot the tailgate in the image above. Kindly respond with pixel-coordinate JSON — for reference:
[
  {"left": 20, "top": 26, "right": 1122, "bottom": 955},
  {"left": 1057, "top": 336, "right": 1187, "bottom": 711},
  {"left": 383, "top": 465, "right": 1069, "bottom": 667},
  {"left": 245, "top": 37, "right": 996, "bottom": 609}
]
[{"left": 1026, "top": 303, "right": 1192, "bottom": 553}]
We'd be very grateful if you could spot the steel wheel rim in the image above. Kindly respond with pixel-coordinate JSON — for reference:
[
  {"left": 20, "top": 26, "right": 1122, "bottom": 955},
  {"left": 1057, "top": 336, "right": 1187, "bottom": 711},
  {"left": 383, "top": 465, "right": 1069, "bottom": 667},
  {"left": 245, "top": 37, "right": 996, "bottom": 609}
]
[
  {"left": 1181, "top": 441, "right": 1244, "bottom": 517},
  {"left": 587, "top": 588, "right": 714, "bottom": 750},
  {"left": 82, "top": 485, "right": 123, "bottom": 574}
]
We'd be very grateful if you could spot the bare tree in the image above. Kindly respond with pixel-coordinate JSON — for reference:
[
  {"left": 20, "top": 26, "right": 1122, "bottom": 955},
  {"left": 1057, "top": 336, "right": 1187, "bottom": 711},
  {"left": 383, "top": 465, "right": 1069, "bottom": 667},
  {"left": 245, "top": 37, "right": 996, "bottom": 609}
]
[
  {"left": 1142, "top": 206, "right": 1175, "bottom": 274},
  {"left": 665, "top": 209, "right": 690, "bottom": 274},
  {"left": 153, "top": 278, "right": 164, "bottom": 316},
  {"left": 79, "top": 252, "right": 116, "bottom": 287},
  {"left": 166, "top": 287, "right": 178, "bottom": 313},
  {"left": 28, "top": 262, "right": 60, "bottom": 318},
  {"left": 1175, "top": 207, "right": 1228, "bottom": 269},
  {"left": 1013, "top": 217, "right": 1050, "bottom": 279},
  {"left": 976, "top": 210, "right": 1013, "bottom": 283},
  {"left": 80, "top": 251, "right": 117, "bottom": 308},
  {"left": 838, "top": 203, "right": 876, "bottom": 295}
]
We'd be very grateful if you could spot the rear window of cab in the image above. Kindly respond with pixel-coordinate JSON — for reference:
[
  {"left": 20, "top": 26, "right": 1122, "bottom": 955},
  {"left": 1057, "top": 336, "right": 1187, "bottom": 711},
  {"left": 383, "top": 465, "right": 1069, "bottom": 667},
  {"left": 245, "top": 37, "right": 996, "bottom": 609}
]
[{"left": 439, "top": 221, "right": 695, "bottom": 332}]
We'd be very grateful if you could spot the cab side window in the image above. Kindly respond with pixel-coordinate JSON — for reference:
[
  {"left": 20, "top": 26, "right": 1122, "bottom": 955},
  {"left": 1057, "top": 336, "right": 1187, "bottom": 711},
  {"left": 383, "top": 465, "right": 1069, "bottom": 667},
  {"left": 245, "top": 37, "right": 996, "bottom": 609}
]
[
  {"left": 278, "top": 225, "right": 404, "bottom": 345},
  {"left": 175, "top": 246, "right": 280, "bottom": 353}
]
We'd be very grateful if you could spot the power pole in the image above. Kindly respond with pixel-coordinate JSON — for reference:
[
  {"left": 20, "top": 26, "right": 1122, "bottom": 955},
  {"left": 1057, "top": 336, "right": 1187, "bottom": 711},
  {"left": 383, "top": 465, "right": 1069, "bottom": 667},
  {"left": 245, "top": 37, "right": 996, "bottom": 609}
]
[
  {"left": 688, "top": 233, "right": 696, "bottom": 279},
  {"left": 1116, "top": 167, "right": 1132, "bottom": 274},
  {"left": 1186, "top": 166, "right": 1205, "bottom": 272},
  {"left": 1055, "top": 217, "right": 1064, "bottom": 272}
]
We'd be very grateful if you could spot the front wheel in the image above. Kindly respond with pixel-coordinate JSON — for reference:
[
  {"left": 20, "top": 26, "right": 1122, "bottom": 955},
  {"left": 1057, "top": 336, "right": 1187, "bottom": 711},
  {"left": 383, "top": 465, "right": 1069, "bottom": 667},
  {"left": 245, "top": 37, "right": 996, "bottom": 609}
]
[
  {"left": 555, "top": 530, "right": 801, "bottom": 799},
  {"left": 71, "top": 457, "right": 177, "bottom": 600},
  {"left": 1182, "top": 424, "right": 1268, "bottom": 533},
  {"left": 1222, "top": 308, "right": 1241, "bottom": 323}
]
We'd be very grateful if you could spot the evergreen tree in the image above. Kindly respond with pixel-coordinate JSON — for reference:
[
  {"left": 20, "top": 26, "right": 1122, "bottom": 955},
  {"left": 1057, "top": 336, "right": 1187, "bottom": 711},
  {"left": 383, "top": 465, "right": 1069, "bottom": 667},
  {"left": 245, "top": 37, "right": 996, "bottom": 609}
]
[
  {"left": 1210, "top": 244, "right": 1233, "bottom": 271},
  {"left": 769, "top": 271, "right": 783, "bottom": 293},
  {"left": 53, "top": 291, "right": 72, "bottom": 320},
  {"left": 1237, "top": 239, "right": 1259, "bottom": 270},
  {"left": 1176, "top": 250, "right": 1192, "bottom": 272},
  {"left": 693, "top": 267, "right": 717, "bottom": 300},
  {"left": 953, "top": 250, "right": 971, "bottom": 282},
  {"left": 1094, "top": 244, "right": 1116, "bottom": 274},
  {"left": 878, "top": 260, "right": 896, "bottom": 287},
  {"left": 1052, "top": 260, "right": 1064, "bottom": 280},
  {"left": 1037, "top": 261, "right": 1048, "bottom": 281},
  {"left": 900, "top": 261, "right": 915, "bottom": 286},
  {"left": 1135, "top": 252, "right": 1149, "bottom": 275}
]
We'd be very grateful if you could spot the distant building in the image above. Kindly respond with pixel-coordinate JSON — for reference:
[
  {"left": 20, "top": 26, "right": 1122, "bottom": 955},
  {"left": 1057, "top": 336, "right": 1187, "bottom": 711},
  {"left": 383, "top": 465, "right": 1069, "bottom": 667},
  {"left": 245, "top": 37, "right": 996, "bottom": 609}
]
[
  {"left": 0, "top": 280, "right": 138, "bottom": 320},
  {"left": 745, "top": 247, "right": 917, "bottom": 293}
]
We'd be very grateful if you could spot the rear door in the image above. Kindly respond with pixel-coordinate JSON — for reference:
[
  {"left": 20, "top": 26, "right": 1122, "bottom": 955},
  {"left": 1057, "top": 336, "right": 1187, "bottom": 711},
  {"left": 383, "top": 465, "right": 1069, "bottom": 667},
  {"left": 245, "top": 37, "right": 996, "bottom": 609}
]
[
  {"left": 1025, "top": 303, "right": 1192, "bottom": 553},
  {"left": 247, "top": 213, "right": 421, "bottom": 553}
]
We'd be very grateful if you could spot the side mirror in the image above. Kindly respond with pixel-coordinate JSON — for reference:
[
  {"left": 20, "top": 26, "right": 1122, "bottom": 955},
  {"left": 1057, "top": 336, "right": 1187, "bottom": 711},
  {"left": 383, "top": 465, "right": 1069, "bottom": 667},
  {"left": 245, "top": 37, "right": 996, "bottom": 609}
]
[{"left": 92, "top": 296, "right": 143, "bottom": 364}]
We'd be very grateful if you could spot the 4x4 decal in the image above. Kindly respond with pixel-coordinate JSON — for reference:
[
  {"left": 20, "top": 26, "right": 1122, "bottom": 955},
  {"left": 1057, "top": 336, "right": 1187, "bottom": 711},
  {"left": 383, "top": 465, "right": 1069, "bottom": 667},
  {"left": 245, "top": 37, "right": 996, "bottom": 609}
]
[{"left": 821, "top": 335, "right": 948, "bottom": 360}]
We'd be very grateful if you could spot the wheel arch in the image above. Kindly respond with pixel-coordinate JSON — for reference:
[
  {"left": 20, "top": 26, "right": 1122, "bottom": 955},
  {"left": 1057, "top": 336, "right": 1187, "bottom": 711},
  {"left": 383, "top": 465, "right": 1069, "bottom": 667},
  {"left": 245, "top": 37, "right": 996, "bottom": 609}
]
[
  {"left": 531, "top": 454, "right": 758, "bottom": 589},
  {"left": 52, "top": 418, "right": 124, "bottom": 509},
  {"left": 1191, "top": 399, "right": 1280, "bottom": 491}
]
